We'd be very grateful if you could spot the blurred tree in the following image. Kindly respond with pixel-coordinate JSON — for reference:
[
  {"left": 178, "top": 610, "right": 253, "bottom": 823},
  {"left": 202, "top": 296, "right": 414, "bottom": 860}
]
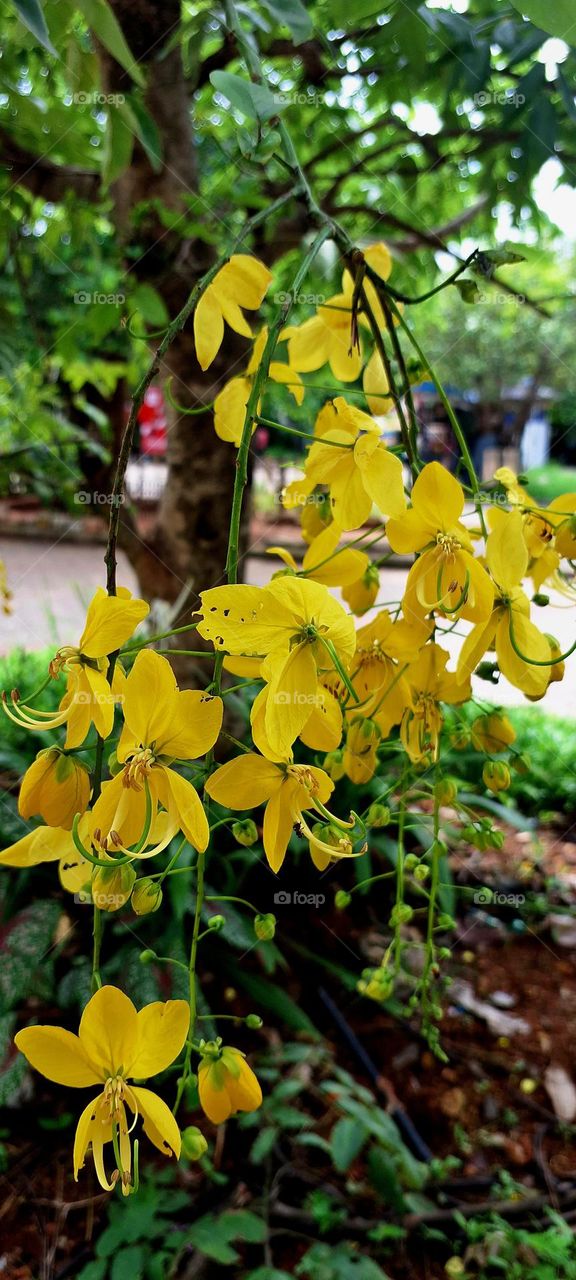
[{"left": 1, "top": 0, "right": 575, "bottom": 605}]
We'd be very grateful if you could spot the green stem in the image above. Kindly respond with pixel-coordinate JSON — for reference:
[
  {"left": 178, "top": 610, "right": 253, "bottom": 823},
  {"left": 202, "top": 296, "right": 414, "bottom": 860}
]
[
  {"left": 173, "top": 843, "right": 206, "bottom": 1116},
  {"left": 387, "top": 296, "right": 487, "bottom": 536}
]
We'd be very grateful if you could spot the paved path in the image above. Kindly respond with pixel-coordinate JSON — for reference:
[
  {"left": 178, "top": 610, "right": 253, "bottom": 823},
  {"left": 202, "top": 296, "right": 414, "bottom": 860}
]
[{"left": 0, "top": 536, "right": 573, "bottom": 716}]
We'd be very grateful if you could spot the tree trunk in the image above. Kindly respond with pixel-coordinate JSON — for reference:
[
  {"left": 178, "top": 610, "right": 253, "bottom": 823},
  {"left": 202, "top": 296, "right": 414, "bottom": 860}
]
[{"left": 101, "top": 1, "right": 251, "bottom": 615}]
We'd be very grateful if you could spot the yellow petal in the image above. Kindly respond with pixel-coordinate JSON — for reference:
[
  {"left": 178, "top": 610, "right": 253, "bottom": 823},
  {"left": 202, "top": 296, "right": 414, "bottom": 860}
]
[
  {"left": 264, "top": 643, "right": 319, "bottom": 758},
  {"left": 119, "top": 650, "right": 179, "bottom": 758},
  {"left": 158, "top": 765, "right": 209, "bottom": 852},
  {"left": 73, "top": 1093, "right": 113, "bottom": 1183},
  {"left": 412, "top": 462, "right": 464, "bottom": 529},
  {"left": 79, "top": 588, "right": 149, "bottom": 659},
  {"left": 130, "top": 1086, "right": 182, "bottom": 1157},
  {"left": 487, "top": 509, "right": 528, "bottom": 591},
  {"left": 286, "top": 314, "right": 331, "bottom": 373},
  {"left": 362, "top": 346, "right": 391, "bottom": 415},
  {"left": 15, "top": 1026, "right": 100, "bottom": 1087},
  {"left": 299, "top": 686, "right": 343, "bottom": 751},
  {"left": 457, "top": 615, "right": 498, "bottom": 680},
  {"left": 228, "top": 1056, "right": 263, "bottom": 1113},
  {"left": 206, "top": 752, "right": 282, "bottom": 808},
  {"left": 496, "top": 611, "right": 550, "bottom": 698},
  {"left": 131, "top": 1001, "right": 190, "bottom": 1079},
  {"left": 302, "top": 525, "right": 369, "bottom": 588},
  {"left": 196, "top": 584, "right": 293, "bottom": 654},
  {"left": 78, "top": 985, "right": 138, "bottom": 1078},
  {"left": 355, "top": 435, "right": 406, "bottom": 518},
  {"left": 0, "top": 824, "right": 73, "bottom": 867},
  {"left": 214, "top": 376, "right": 251, "bottom": 446},
  {"left": 262, "top": 783, "right": 297, "bottom": 872},
  {"left": 217, "top": 254, "right": 272, "bottom": 310},
  {"left": 159, "top": 689, "right": 223, "bottom": 759},
  {"left": 270, "top": 362, "right": 304, "bottom": 404},
  {"left": 194, "top": 286, "right": 225, "bottom": 371}
]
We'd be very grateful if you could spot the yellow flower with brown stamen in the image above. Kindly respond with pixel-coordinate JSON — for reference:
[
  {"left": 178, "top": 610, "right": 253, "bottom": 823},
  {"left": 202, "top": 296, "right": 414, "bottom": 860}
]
[
  {"left": 206, "top": 750, "right": 357, "bottom": 872},
  {"left": 387, "top": 462, "right": 493, "bottom": 624},
  {"left": 91, "top": 650, "right": 222, "bottom": 856},
  {"left": 15, "top": 985, "right": 189, "bottom": 1194},
  {"left": 2, "top": 588, "right": 149, "bottom": 748}
]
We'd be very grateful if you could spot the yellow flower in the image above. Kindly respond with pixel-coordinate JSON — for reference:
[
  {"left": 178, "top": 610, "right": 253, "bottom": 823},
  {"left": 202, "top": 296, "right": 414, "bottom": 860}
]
[
  {"left": 548, "top": 493, "right": 576, "bottom": 559},
  {"left": 342, "top": 563, "right": 380, "bottom": 615},
  {"left": 3, "top": 588, "right": 149, "bottom": 748},
  {"left": 362, "top": 345, "right": 393, "bottom": 416},
  {"left": 205, "top": 751, "right": 354, "bottom": 871},
  {"left": 388, "top": 463, "right": 493, "bottom": 624},
  {"left": 0, "top": 823, "right": 89, "bottom": 893},
  {"left": 283, "top": 243, "right": 393, "bottom": 385},
  {"left": 267, "top": 523, "right": 370, "bottom": 589},
  {"left": 283, "top": 396, "right": 406, "bottom": 531},
  {"left": 19, "top": 748, "right": 90, "bottom": 830},
  {"left": 471, "top": 711, "right": 516, "bottom": 754},
  {"left": 15, "top": 986, "right": 189, "bottom": 1193},
  {"left": 194, "top": 255, "right": 272, "bottom": 371},
  {"left": 250, "top": 678, "right": 343, "bottom": 760},
  {"left": 457, "top": 510, "right": 551, "bottom": 698},
  {"left": 197, "top": 1041, "right": 262, "bottom": 1124},
  {"left": 342, "top": 717, "right": 381, "bottom": 784},
  {"left": 196, "top": 577, "right": 355, "bottom": 758},
  {"left": 214, "top": 327, "right": 303, "bottom": 446},
  {"left": 401, "top": 643, "right": 470, "bottom": 765},
  {"left": 344, "top": 610, "right": 431, "bottom": 735},
  {"left": 91, "top": 650, "right": 222, "bottom": 855}
]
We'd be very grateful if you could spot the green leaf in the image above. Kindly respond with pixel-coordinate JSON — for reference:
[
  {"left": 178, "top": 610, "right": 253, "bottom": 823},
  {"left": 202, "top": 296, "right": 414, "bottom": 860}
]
[
  {"left": 330, "top": 1116, "right": 368, "bottom": 1173},
  {"left": 186, "top": 1217, "right": 239, "bottom": 1264},
  {"left": 110, "top": 1246, "right": 145, "bottom": 1280},
  {"left": 77, "top": 1262, "right": 107, "bottom": 1280},
  {"left": 128, "top": 96, "right": 163, "bottom": 171},
  {"left": 454, "top": 278, "right": 480, "bottom": 304},
  {"left": 367, "top": 1146, "right": 407, "bottom": 1211},
  {"left": 102, "top": 103, "right": 134, "bottom": 185},
  {"left": 509, "top": 0, "right": 576, "bottom": 43},
  {"left": 131, "top": 283, "right": 169, "bottom": 328},
  {"left": 250, "top": 1125, "right": 278, "bottom": 1162},
  {"left": 210, "top": 71, "right": 280, "bottom": 122},
  {"left": 219, "top": 1210, "right": 267, "bottom": 1244},
  {"left": 13, "top": 0, "right": 57, "bottom": 56},
  {"left": 75, "top": 0, "right": 145, "bottom": 85},
  {"left": 258, "top": 0, "right": 313, "bottom": 45},
  {"left": 558, "top": 69, "right": 576, "bottom": 122},
  {"left": 235, "top": 970, "right": 320, "bottom": 1038}
]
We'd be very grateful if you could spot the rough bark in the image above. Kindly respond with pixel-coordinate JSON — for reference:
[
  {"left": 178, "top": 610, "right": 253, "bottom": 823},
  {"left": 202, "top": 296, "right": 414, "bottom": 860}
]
[{"left": 97, "top": 0, "right": 250, "bottom": 615}]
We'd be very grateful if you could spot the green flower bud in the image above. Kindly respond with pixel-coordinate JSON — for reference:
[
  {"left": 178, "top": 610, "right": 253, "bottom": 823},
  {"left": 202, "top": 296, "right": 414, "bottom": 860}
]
[
  {"left": 483, "top": 760, "right": 511, "bottom": 793},
  {"left": 181, "top": 1126, "right": 208, "bottom": 1161},
  {"left": 245, "top": 1013, "right": 263, "bottom": 1029},
  {"left": 139, "top": 949, "right": 157, "bottom": 964},
  {"left": 366, "top": 802, "right": 390, "bottom": 828},
  {"left": 389, "top": 903, "right": 413, "bottom": 927},
  {"left": 254, "top": 912, "right": 276, "bottom": 941},
  {"left": 208, "top": 914, "right": 225, "bottom": 931},
  {"left": 232, "top": 819, "right": 258, "bottom": 847},
  {"left": 414, "top": 863, "right": 429, "bottom": 882},
  {"left": 404, "top": 853, "right": 419, "bottom": 871},
  {"left": 131, "top": 877, "right": 163, "bottom": 916},
  {"left": 335, "top": 889, "right": 351, "bottom": 909},
  {"left": 532, "top": 592, "right": 549, "bottom": 607},
  {"left": 437, "top": 913, "right": 456, "bottom": 930},
  {"left": 92, "top": 862, "right": 136, "bottom": 912},
  {"left": 434, "top": 778, "right": 458, "bottom": 805}
]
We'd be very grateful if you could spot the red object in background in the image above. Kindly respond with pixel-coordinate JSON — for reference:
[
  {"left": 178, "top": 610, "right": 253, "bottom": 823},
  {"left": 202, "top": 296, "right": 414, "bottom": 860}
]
[{"left": 137, "top": 386, "right": 167, "bottom": 457}]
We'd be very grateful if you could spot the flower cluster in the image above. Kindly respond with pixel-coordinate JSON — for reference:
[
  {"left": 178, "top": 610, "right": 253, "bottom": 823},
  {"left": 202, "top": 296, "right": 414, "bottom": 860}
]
[{"left": 4, "top": 245, "right": 575, "bottom": 1192}]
